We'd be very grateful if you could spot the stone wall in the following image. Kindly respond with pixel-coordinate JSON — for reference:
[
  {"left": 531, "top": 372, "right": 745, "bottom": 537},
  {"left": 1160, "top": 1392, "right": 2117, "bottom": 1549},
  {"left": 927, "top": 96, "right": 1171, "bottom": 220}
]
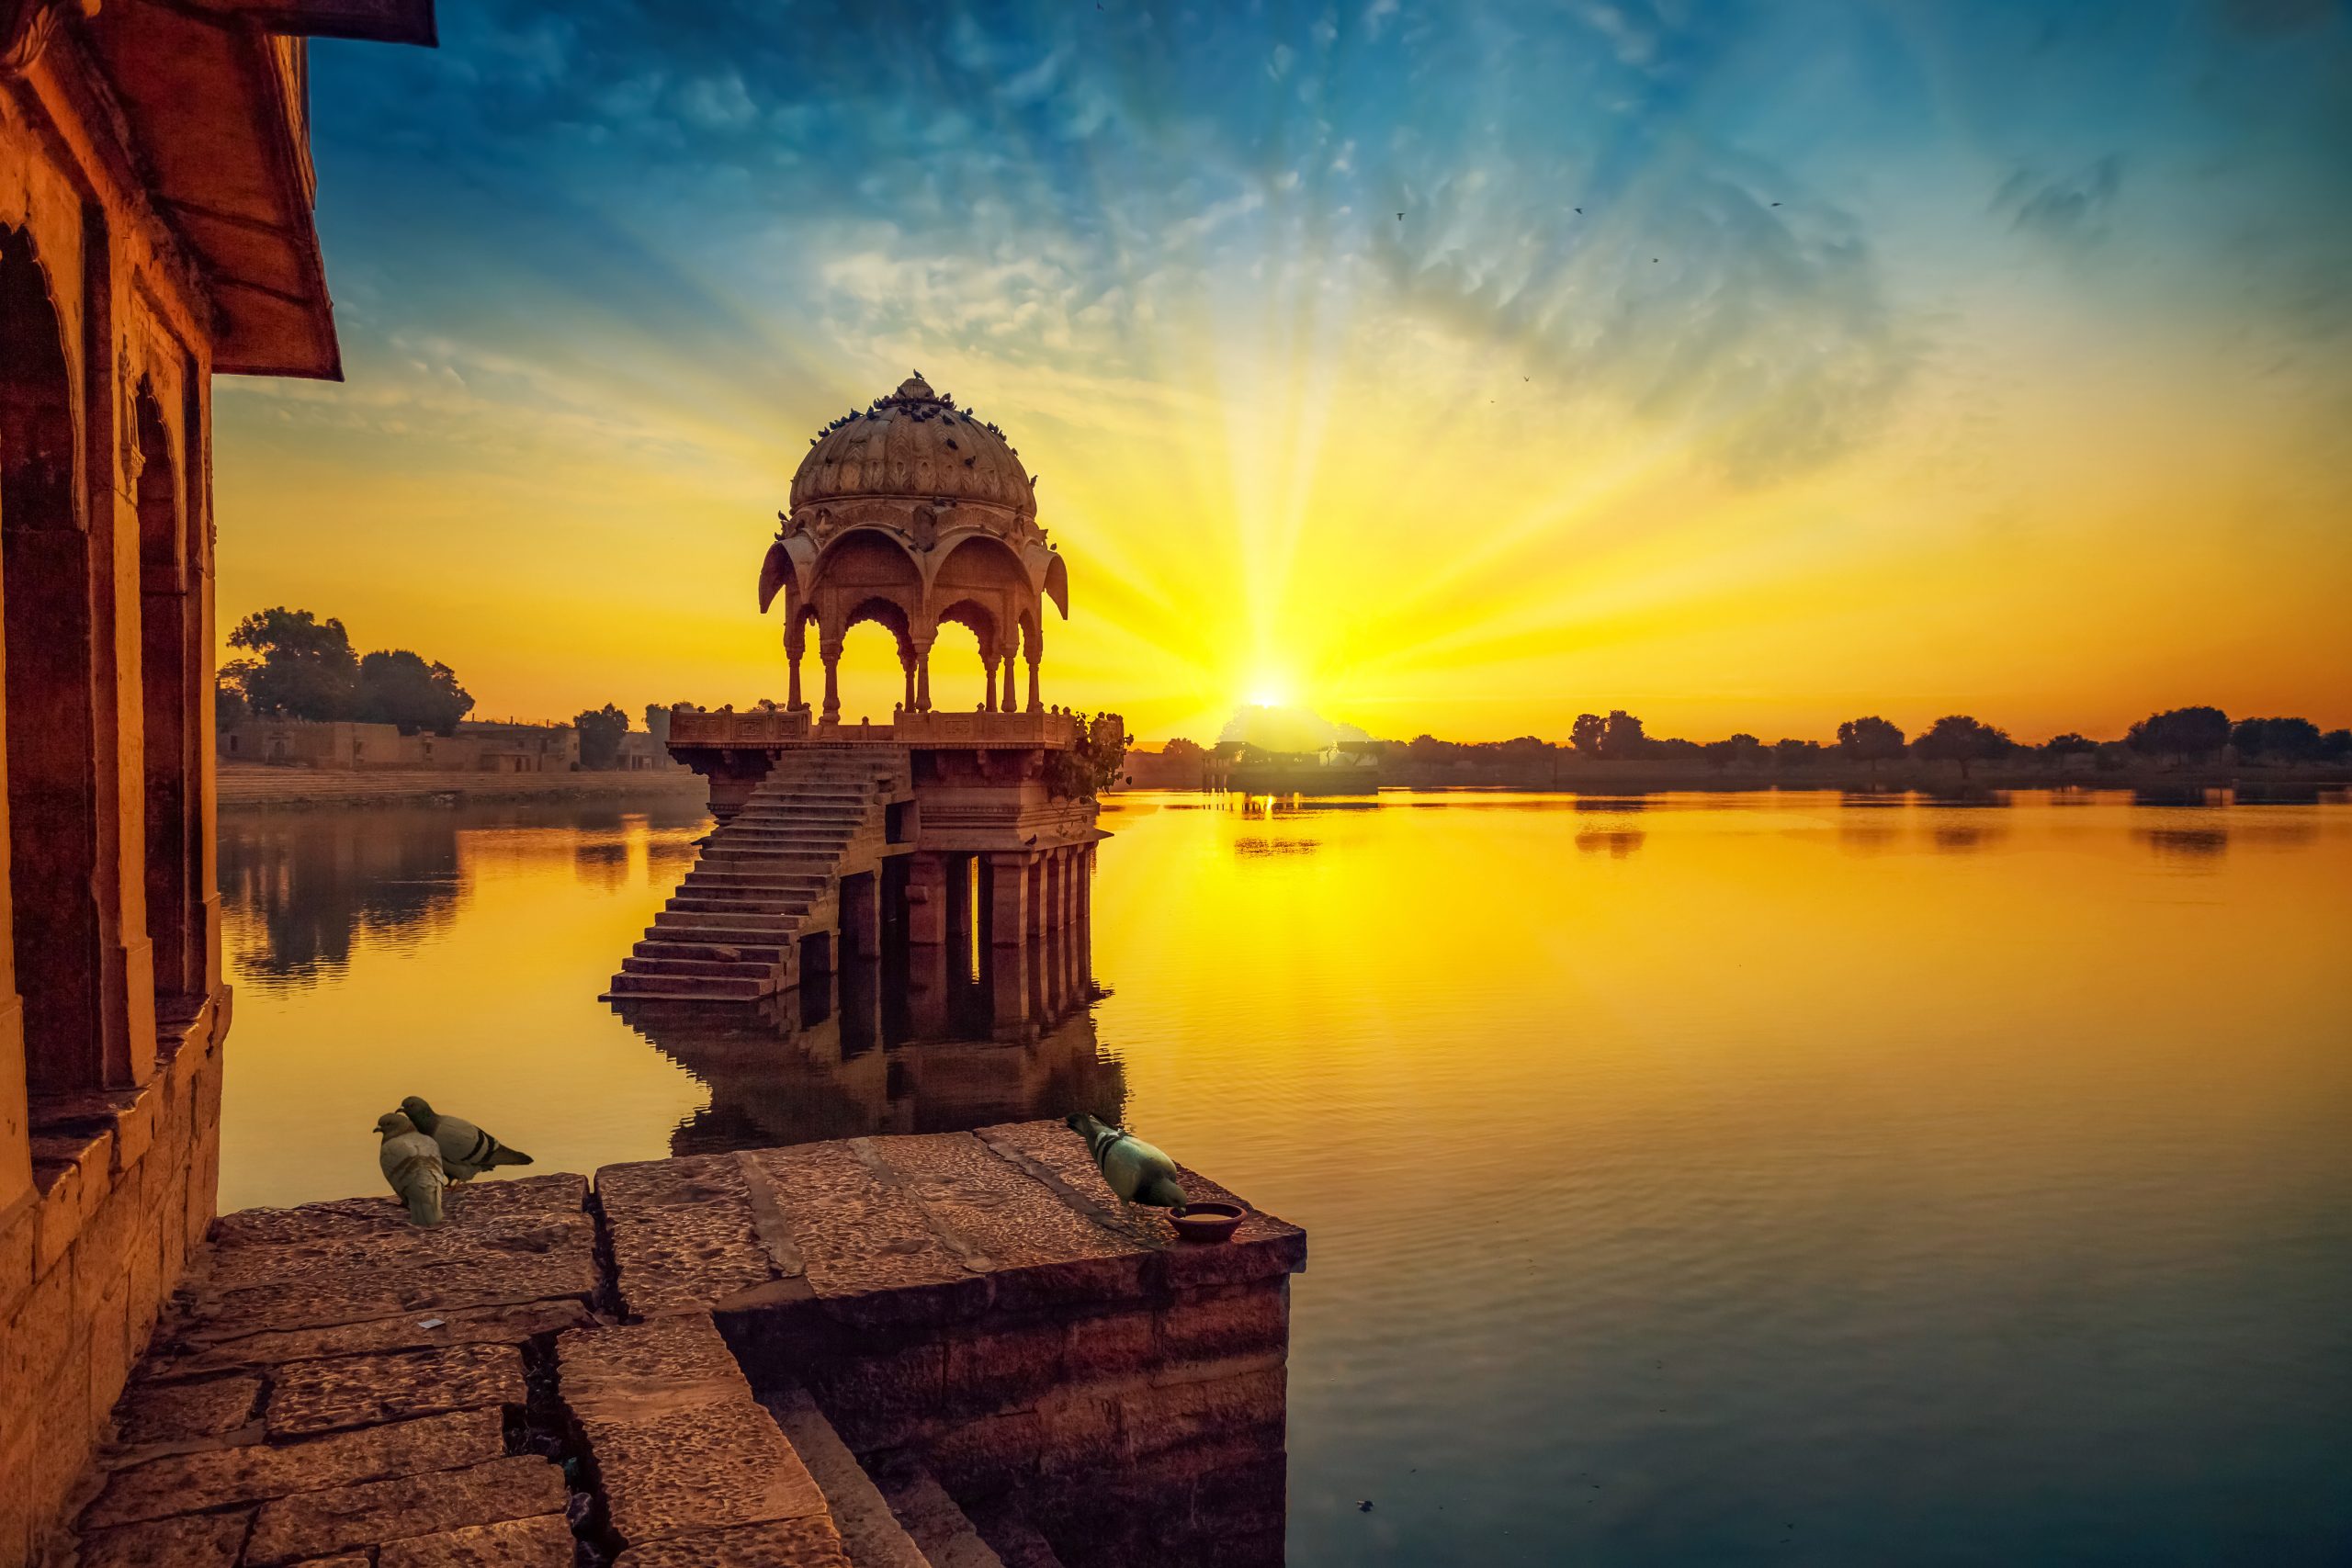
[{"left": 0, "top": 1004, "right": 228, "bottom": 1563}]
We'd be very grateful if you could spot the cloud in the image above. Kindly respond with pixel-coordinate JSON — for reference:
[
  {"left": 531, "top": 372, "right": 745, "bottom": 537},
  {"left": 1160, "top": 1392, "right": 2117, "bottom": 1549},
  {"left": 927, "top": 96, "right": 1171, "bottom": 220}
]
[{"left": 1994, "top": 155, "right": 2125, "bottom": 246}]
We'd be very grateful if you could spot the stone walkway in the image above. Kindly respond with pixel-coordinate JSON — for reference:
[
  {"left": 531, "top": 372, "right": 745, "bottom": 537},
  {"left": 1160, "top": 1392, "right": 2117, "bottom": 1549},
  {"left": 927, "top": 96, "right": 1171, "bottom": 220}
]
[{"left": 61, "top": 1122, "right": 1304, "bottom": 1568}]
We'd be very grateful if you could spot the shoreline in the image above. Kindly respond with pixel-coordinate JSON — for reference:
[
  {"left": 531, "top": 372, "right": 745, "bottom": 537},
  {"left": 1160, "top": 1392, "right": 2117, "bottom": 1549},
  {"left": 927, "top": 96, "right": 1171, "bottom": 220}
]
[{"left": 219, "top": 762, "right": 708, "bottom": 811}]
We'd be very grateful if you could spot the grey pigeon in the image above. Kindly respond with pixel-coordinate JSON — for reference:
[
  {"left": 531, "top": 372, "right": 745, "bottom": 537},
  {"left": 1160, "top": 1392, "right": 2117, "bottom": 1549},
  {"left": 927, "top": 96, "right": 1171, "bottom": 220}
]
[
  {"left": 376, "top": 1111, "right": 447, "bottom": 1227},
  {"left": 1067, "top": 1113, "right": 1188, "bottom": 1211},
  {"left": 401, "top": 1095, "right": 534, "bottom": 1182}
]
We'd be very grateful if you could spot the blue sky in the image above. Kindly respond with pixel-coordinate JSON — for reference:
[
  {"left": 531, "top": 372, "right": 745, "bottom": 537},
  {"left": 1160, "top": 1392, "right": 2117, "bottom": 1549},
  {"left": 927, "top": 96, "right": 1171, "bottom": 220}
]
[{"left": 213, "top": 0, "right": 2352, "bottom": 737}]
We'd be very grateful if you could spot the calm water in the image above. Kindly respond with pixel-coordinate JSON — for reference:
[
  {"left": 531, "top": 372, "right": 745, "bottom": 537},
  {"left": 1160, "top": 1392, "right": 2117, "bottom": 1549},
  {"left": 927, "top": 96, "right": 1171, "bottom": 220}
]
[{"left": 217, "top": 790, "right": 2352, "bottom": 1566}]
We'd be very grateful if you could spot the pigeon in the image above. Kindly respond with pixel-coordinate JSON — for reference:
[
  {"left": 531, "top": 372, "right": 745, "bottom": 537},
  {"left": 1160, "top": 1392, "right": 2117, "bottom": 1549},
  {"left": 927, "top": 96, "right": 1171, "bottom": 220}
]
[
  {"left": 376, "top": 1111, "right": 447, "bottom": 1227},
  {"left": 1067, "top": 1113, "right": 1188, "bottom": 1212},
  {"left": 401, "top": 1095, "right": 534, "bottom": 1182}
]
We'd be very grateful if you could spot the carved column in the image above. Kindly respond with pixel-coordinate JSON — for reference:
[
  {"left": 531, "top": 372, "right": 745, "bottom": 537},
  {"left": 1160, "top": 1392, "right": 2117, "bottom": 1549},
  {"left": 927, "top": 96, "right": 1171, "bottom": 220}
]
[
  {"left": 986, "top": 852, "right": 1030, "bottom": 1031},
  {"left": 912, "top": 634, "right": 933, "bottom": 713},
  {"left": 899, "top": 647, "right": 916, "bottom": 713},
  {"left": 820, "top": 640, "right": 842, "bottom": 723},
  {"left": 980, "top": 649, "right": 999, "bottom": 713},
  {"left": 784, "top": 622, "right": 803, "bottom": 710}
]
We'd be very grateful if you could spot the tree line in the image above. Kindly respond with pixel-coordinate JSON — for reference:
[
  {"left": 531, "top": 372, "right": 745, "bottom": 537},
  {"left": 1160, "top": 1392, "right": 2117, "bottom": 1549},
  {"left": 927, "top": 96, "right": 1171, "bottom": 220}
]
[
  {"left": 215, "top": 606, "right": 691, "bottom": 768},
  {"left": 1161, "top": 705, "right": 2350, "bottom": 778}
]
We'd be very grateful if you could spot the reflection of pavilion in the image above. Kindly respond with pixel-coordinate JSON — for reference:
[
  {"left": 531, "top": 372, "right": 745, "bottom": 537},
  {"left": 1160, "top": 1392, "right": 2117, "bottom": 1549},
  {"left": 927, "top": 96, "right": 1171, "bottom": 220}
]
[{"left": 612, "top": 910, "right": 1123, "bottom": 1157}]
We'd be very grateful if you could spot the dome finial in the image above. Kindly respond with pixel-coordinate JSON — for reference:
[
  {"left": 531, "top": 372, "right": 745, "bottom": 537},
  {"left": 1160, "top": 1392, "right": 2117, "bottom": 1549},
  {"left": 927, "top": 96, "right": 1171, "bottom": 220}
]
[{"left": 895, "top": 370, "right": 935, "bottom": 401}]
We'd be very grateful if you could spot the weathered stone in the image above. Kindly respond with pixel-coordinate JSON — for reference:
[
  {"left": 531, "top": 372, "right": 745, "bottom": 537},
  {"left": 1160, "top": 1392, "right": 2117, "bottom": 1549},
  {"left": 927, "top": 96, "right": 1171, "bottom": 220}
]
[
  {"left": 595, "top": 1155, "right": 775, "bottom": 1318},
  {"left": 150, "top": 1297, "right": 594, "bottom": 1378},
  {"left": 113, "top": 1373, "right": 262, "bottom": 1444},
  {"left": 1158, "top": 1280, "right": 1288, "bottom": 1363},
  {"left": 759, "top": 1386, "right": 932, "bottom": 1568},
  {"left": 34, "top": 1159, "right": 85, "bottom": 1273},
  {"left": 267, "top": 1341, "right": 526, "bottom": 1438},
  {"left": 870, "top": 1132, "right": 1140, "bottom": 1307},
  {"left": 1064, "top": 1307, "right": 1156, "bottom": 1382},
  {"left": 83, "top": 1408, "right": 506, "bottom": 1529},
  {"left": 612, "top": 1516, "right": 854, "bottom": 1568},
  {"left": 77, "top": 1509, "right": 250, "bottom": 1567},
  {"left": 756, "top": 1141, "right": 974, "bottom": 1311},
  {"left": 377, "top": 1510, "right": 575, "bottom": 1567},
  {"left": 209, "top": 1176, "right": 586, "bottom": 1249},
  {"left": 243, "top": 1454, "right": 565, "bottom": 1566},
  {"left": 561, "top": 1315, "right": 828, "bottom": 1549}
]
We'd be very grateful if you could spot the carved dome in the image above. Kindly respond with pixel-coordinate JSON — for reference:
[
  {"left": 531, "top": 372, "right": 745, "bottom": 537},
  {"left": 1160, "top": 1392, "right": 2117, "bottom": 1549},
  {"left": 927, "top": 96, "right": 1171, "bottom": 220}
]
[{"left": 787, "top": 373, "right": 1035, "bottom": 525}]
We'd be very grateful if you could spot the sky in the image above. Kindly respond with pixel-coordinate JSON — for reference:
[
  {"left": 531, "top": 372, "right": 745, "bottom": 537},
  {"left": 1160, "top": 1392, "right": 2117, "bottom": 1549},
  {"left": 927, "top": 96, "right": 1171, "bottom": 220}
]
[{"left": 213, "top": 0, "right": 2352, "bottom": 743}]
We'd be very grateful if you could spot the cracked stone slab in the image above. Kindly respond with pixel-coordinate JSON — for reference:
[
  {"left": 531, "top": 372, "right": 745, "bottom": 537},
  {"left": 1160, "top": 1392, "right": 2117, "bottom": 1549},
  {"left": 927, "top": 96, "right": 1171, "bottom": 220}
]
[
  {"left": 77, "top": 1510, "right": 250, "bottom": 1567},
  {"left": 267, "top": 1341, "right": 526, "bottom": 1438},
  {"left": 612, "top": 1515, "right": 854, "bottom": 1568},
  {"left": 83, "top": 1408, "right": 506, "bottom": 1529},
  {"left": 560, "top": 1315, "right": 828, "bottom": 1550},
  {"left": 113, "top": 1374, "right": 263, "bottom": 1445},
  {"left": 146, "top": 1298, "right": 595, "bottom": 1379},
  {"left": 242, "top": 1453, "right": 565, "bottom": 1565},
  {"left": 377, "top": 1510, "right": 575, "bottom": 1567}
]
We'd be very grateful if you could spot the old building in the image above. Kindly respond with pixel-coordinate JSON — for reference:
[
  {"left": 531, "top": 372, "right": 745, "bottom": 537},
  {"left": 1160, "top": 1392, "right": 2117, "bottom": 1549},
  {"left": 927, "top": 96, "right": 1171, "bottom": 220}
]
[{"left": 0, "top": 2, "right": 433, "bottom": 1558}]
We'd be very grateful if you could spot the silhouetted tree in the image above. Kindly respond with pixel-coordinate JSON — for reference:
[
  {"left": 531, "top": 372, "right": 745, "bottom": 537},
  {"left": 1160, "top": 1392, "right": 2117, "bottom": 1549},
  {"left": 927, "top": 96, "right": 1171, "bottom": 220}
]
[
  {"left": 573, "top": 703, "right": 629, "bottom": 770},
  {"left": 222, "top": 607, "right": 357, "bottom": 720},
  {"left": 214, "top": 681, "right": 248, "bottom": 735},
  {"left": 2126, "top": 705, "right": 2230, "bottom": 764},
  {"left": 1704, "top": 733, "right": 1764, "bottom": 769},
  {"left": 1599, "top": 709, "right": 1646, "bottom": 760},
  {"left": 356, "top": 649, "right": 474, "bottom": 735},
  {"left": 1913, "top": 714, "right": 2011, "bottom": 779},
  {"left": 1837, "top": 715, "right": 1905, "bottom": 776},
  {"left": 1049, "top": 712, "right": 1131, "bottom": 798},
  {"left": 1772, "top": 738, "right": 1824, "bottom": 768},
  {"left": 1570, "top": 713, "right": 1606, "bottom": 756},
  {"left": 2229, "top": 716, "right": 2323, "bottom": 762},
  {"left": 2041, "top": 732, "right": 2098, "bottom": 759},
  {"left": 2324, "top": 729, "right": 2352, "bottom": 763},
  {"left": 1162, "top": 738, "right": 1206, "bottom": 763}
]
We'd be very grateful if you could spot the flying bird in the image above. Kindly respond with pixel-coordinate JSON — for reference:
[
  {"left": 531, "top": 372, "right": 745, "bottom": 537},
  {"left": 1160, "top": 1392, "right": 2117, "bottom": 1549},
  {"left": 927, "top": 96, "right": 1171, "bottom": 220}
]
[
  {"left": 401, "top": 1095, "right": 534, "bottom": 1182},
  {"left": 1574, "top": 207, "right": 1582, "bottom": 213},
  {"left": 376, "top": 1111, "right": 447, "bottom": 1227},
  {"left": 1068, "top": 1113, "right": 1189, "bottom": 1213},
  {"left": 1396, "top": 211, "right": 1404, "bottom": 220}
]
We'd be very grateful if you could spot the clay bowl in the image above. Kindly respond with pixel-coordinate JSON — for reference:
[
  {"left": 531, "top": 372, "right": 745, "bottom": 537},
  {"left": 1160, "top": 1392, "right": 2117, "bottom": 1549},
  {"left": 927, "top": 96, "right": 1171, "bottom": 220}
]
[{"left": 1168, "top": 1201, "right": 1246, "bottom": 1244}]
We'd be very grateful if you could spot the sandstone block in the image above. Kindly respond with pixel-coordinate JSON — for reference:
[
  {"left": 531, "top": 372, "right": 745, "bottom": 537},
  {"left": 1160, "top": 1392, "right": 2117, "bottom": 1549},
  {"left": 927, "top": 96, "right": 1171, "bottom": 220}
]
[
  {"left": 242, "top": 1454, "right": 564, "bottom": 1566},
  {"left": 84, "top": 1407, "right": 505, "bottom": 1528},
  {"left": 943, "top": 1320, "right": 1066, "bottom": 1414},
  {"left": 377, "top": 1510, "right": 575, "bottom": 1567},
  {"left": 561, "top": 1315, "right": 828, "bottom": 1550},
  {"left": 611, "top": 1516, "right": 853, "bottom": 1568},
  {"left": 33, "top": 1158, "right": 84, "bottom": 1273},
  {"left": 267, "top": 1341, "right": 525, "bottom": 1438},
  {"left": 77, "top": 1509, "right": 249, "bottom": 1567},
  {"left": 1158, "top": 1281, "right": 1287, "bottom": 1363},
  {"left": 1063, "top": 1306, "right": 1155, "bottom": 1382},
  {"left": 157, "top": 1297, "right": 593, "bottom": 1379},
  {"left": 114, "top": 1373, "right": 262, "bottom": 1444}
]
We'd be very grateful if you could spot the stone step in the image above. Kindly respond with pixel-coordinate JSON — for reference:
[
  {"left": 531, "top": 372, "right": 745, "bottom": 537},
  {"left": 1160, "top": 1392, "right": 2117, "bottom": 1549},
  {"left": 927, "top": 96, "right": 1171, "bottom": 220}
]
[
  {"left": 631, "top": 939, "right": 786, "bottom": 964},
  {"left": 619, "top": 954, "right": 777, "bottom": 980},
  {"left": 604, "top": 972, "right": 770, "bottom": 999},
  {"left": 649, "top": 916, "right": 806, "bottom": 943},
  {"left": 666, "top": 897, "right": 817, "bottom": 918},
  {"left": 759, "top": 1387, "right": 976, "bottom": 1568}
]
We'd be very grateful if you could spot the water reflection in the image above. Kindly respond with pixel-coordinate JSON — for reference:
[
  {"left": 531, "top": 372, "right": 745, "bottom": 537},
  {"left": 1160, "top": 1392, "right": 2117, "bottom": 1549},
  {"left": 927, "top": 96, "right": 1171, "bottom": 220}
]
[
  {"left": 218, "top": 812, "right": 465, "bottom": 987},
  {"left": 1574, "top": 829, "right": 1645, "bottom": 857},
  {"left": 614, "top": 924, "right": 1125, "bottom": 1156}
]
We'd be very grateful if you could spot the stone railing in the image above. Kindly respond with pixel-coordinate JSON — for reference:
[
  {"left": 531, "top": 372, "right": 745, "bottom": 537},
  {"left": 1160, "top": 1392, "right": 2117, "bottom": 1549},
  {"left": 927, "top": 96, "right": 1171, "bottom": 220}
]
[
  {"left": 666, "top": 706, "right": 814, "bottom": 747},
  {"left": 666, "top": 706, "right": 1080, "bottom": 750}
]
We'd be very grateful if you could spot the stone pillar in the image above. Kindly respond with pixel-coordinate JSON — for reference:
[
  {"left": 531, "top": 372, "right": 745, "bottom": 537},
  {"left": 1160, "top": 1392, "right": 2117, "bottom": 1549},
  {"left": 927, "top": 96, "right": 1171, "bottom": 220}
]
[
  {"left": 913, "top": 637, "right": 933, "bottom": 713},
  {"left": 904, "top": 852, "right": 948, "bottom": 947},
  {"left": 1025, "top": 649, "right": 1041, "bottom": 715},
  {"left": 820, "top": 640, "right": 842, "bottom": 723},
  {"left": 944, "top": 853, "right": 972, "bottom": 978},
  {"left": 841, "top": 872, "right": 882, "bottom": 964},
  {"left": 1004, "top": 656, "right": 1020, "bottom": 715},
  {"left": 986, "top": 852, "right": 1030, "bottom": 1031},
  {"left": 785, "top": 635, "right": 803, "bottom": 711},
  {"left": 899, "top": 649, "right": 915, "bottom": 714},
  {"left": 980, "top": 651, "right": 999, "bottom": 713}
]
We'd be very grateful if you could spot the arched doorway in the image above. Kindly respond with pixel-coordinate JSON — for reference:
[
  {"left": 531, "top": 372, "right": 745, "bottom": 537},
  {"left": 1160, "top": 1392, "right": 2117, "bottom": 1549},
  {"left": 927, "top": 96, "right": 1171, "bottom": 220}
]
[{"left": 0, "top": 223, "right": 106, "bottom": 1090}]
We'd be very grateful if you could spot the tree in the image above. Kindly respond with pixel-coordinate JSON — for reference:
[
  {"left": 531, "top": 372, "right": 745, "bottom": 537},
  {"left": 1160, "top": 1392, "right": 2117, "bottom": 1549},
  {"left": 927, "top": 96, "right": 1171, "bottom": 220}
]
[
  {"left": 1570, "top": 713, "right": 1606, "bottom": 756},
  {"left": 1836, "top": 715, "right": 1905, "bottom": 776},
  {"left": 214, "top": 681, "right": 248, "bottom": 735},
  {"left": 1704, "top": 733, "right": 1764, "bottom": 770},
  {"left": 2042, "top": 732, "right": 2098, "bottom": 758},
  {"left": 2229, "top": 716, "right": 2323, "bottom": 763},
  {"left": 2324, "top": 729, "right": 2352, "bottom": 763},
  {"left": 1913, "top": 714, "right": 2011, "bottom": 779},
  {"left": 2125, "top": 705, "right": 2230, "bottom": 764},
  {"left": 222, "top": 607, "right": 357, "bottom": 720},
  {"left": 1772, "top": 738, "right": 1823, "bottom": 768},
  {"left": 1598, "top": 709, "right": 1646, "bottom": 760},
  {"left": 573, "top": 703, "right": 629, "bottom": 770},
  {"left": 355, "top": 649, "right": 474, "bottom": 735},
  {"left": 1162, "top": 738, "right": 1206, "bottom": 764},
  {"left": 1049, "top": 712, "right": 1131, "bottom": 799}
]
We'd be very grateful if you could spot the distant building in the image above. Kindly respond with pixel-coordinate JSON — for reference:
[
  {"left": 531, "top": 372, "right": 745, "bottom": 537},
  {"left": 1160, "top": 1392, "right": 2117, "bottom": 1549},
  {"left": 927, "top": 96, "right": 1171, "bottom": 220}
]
[{"left": 220, "top": 718, "right": 581, "bottom": 772}]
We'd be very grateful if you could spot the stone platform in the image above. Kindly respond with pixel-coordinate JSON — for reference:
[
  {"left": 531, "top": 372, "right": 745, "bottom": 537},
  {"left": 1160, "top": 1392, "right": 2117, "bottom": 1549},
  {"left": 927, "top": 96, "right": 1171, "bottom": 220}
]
[{"left": 57, "top": 1122, "right": 1304, "bottom": 1568}]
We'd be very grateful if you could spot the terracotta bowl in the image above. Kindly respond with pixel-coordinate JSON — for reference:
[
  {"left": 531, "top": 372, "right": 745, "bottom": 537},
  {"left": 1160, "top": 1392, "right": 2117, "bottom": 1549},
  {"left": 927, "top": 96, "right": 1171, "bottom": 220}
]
[{"left": 1169, "top": 1201, "right": 1246, "bottom": 1244}]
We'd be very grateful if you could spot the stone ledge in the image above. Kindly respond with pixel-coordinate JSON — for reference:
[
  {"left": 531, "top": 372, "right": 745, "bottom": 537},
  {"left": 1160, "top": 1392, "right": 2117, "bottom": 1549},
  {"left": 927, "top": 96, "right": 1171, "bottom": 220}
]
[{"left": 242, "top": 1452, "right": 566, "bottom": 1565}]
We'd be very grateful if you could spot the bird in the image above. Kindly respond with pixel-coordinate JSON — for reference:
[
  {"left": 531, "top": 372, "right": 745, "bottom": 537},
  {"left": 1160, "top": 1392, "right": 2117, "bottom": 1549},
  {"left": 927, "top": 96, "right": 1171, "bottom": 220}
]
[
  {"left": 400, "top": 1095, "right": 534, "bottom": 1182},
  {"left": 1574, "top": 207, "right": 1582, "bottom": 213},
  {"left": 376, "top": 1111, "right": 447, "bottom": 1227},
  {"left": 1396, "top": 211, "right": 1403, "bottom": 220},
  {"left": 1771, "top": 201, "right": 1781, "bottom": 207},
  {"left": 1068, "top": 1113, "right": 1188, "bottom": 1213}
]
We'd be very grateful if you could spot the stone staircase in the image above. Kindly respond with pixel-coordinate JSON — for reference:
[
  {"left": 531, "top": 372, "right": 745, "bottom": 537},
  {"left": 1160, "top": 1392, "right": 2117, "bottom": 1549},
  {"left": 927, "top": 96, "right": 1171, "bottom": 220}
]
[{"left": 605, "top": 746, "right": 910, "bottom": 1001}]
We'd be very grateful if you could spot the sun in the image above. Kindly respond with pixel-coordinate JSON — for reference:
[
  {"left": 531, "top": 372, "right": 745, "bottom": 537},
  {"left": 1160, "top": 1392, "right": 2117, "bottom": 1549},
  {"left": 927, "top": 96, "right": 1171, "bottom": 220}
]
[{"left": 1246, "top": 674, "right": 1290, "bottom": 709}]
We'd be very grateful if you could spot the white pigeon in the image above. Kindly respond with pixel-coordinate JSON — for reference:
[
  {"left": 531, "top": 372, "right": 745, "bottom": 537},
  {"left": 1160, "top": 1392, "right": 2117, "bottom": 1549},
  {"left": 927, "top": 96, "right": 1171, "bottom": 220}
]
[{"left": 376, "top": 1111, "right": 447, "bottom": 1227}]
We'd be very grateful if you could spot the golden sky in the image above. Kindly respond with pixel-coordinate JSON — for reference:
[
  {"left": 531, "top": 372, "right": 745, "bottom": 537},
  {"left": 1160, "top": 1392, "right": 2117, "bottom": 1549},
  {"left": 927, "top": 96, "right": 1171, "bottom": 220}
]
[{"left": 214, "top": 1, "right": 2352, "bottom": 743}]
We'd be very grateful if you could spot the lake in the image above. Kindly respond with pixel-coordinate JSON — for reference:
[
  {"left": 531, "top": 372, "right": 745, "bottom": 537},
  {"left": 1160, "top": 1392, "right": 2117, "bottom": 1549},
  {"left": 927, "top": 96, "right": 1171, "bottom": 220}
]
[{"left": 216, "top": 788, "right": 2352, "bottom": 1566}]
